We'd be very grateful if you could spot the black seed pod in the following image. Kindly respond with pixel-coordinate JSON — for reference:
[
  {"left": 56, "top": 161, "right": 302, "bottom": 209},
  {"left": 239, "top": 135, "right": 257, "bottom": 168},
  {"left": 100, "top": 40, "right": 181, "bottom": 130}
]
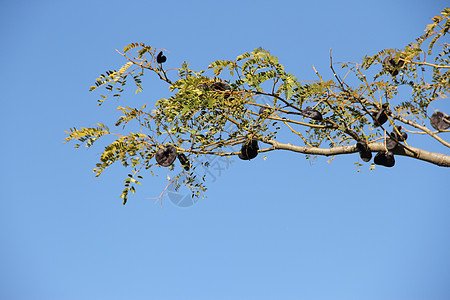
[
  {"left": 386, "top": 138, "right": 399, "bottom": 151},
  {"left": 210, "top": 82, "right": 231, "bottom": 91},
  {"left": 386, "top": 125, "right": 407, "bottom": 150},
  {"left": 401, "top": 132, "right": 408, "bottom": 140},
  {"left": 239, "top": 139, "right": 259, "bottom": 160},
  {"left": 177, "top": 153, "right": 190, "bottom": 171},
  {"left": 430, "top": 112, "right": 450, "bottom": 130},
  {"left": 356, "top": 141, "right": 372, "bottom": 162},
  {"left": 374, "top": 151, "right": 395, "bottom": 167},
  {"left": 155, "top": 145, "right": 177, "bottom": 167},
  {"left": 373, "top": 103, "right": 389, "bottom": 126},
  {"left": 383, "top": 56, "right": 403, "bottom": 76},
  {"left": 390, "top": 126, "right": 407, "bottom": 142},
  {"left": 157, "top": 51, "right": 167, "bottom": 64},
  {"left": 302, "top": 106, "right": 323, "bottom": 121}
]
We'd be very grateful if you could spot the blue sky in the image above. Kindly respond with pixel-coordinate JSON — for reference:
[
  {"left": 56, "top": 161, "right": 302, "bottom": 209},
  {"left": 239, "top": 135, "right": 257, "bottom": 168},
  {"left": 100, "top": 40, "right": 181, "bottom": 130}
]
[{"left": 1, "top": 1, "right": 449, "bottom": 299}]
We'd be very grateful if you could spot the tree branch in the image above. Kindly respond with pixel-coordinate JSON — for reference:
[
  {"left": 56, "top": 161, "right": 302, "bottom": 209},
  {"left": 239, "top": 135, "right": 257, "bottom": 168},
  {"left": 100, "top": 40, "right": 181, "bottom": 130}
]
[
  {"left": 261, "top": 138, "right": 450, "bottom": 167},
  {"left": 393, "top": 115, "right": 450, "bottom": 148}
]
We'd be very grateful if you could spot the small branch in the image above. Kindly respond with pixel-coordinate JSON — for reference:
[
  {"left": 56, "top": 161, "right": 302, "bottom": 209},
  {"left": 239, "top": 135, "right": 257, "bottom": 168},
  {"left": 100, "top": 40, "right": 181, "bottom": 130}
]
[
  {"left": 282, "top": 120, "right": 313, "bottom": 147},
  {"left": 407, "top": 59, "right": 450, "bottom": 69},
  {"left": 312, "top": 65, "right": 360, "bottom": 141},
  {"left": 246, "top": 110, "right": 329, "bottom": 129},
  {"left": 116, "top": 49, "right": 174, "bottom": 85},
  {"left": 393, "top": 115, "right": 450, "bottom": 148},
  {"left": 253, "top": 91, "right": 303, "bottom": 113}
]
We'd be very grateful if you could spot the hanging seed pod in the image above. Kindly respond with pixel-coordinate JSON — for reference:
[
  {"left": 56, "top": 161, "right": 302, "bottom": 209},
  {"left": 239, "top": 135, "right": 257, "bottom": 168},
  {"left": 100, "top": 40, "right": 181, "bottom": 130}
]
[
  {"left": 374, "top": 151, "right": 395, "bottom": 167},
  {"left": 302, "top": 106, "right": 323, "bottom": 121},
  {"left": 401, "top": 131, "right": 408, "bottom": 140},
  {"left": 372, "top": 103, "right": 389, "bottom": 126},
  {"left": 386, "top": 138, "right": 399, "bottom": 151},
  {"left": 210, "top": 82, "right": 231, "bottom": 99},
  {"left": 238, "top": 139, "right": 259, "bottom": 160},
  {"left": 386, "top": 125, "right": 408, "bottom": 150},
  {"left": 210, "top": 82, "right": 231, "bottom": 91},
  {"left": 391, "top": 126, "right": 408, "bottom": 142},
  {"left": 383, "top": 56, "right": 404, "bottom": 76},
  {"left": 155, "top": 145, "right": 177, "bottom": 167},
  {"left": 156, "top": 51, "right": 167, "bottom": 64},
  {"left": 430, "top": 112, "right": 450, "bottom": 130},
  {"left": 356, "top": 141, "right": 372, "bottom": 162},
  {"left": 177, "top": 153, "right": 190, "bottom": 171}
]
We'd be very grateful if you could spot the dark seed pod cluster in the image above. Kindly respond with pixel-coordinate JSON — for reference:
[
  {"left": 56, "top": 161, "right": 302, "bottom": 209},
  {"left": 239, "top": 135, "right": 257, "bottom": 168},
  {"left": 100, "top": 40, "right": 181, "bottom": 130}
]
[
  {"left": 383, "top": 56, "right": 404, "bottom": 76},
  {"left": 196, "top": 81, "right": 231, "bottom": 98},
  {"left": 392, "top": 126, "right": 408, "bottom": 141},
  {"left": 210, "top": 82, "right": 231, "bottom": 91},
  {"left": 356, "top": 141, "right": 372, "bottom": 162},
  {"left": 430, "top": 112, "right": 450, "bottom": 131},
  {"left": 155, "top": 145, "right": 177, "bottom": 167},
  {"left": 238, "top": 139, "right": 259, "bottom": 160},
  {"left": 302, "top": 106, "right": 323, "bottom": 121},
  {"left": 156, "top": 51, "right": 167, "bottom": 64},
  {"left": 374, "top": 151, "right": 395, "bottom": 167},
  {"left": 354, "top": 124, "right": 406, "bottom": 167},
  {"left": 386, "top": 126, "right": 408, "bottom": 150},
  {"left": 372, "top": 103, "right": 389, "bottom": 126}
]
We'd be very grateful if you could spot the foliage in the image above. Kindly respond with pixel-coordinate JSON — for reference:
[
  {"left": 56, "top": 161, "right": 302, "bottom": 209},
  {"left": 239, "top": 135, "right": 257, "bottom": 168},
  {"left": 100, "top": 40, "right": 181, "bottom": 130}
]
[{"left": 65, "top": 9, "right": 450, "bottom": 204}]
